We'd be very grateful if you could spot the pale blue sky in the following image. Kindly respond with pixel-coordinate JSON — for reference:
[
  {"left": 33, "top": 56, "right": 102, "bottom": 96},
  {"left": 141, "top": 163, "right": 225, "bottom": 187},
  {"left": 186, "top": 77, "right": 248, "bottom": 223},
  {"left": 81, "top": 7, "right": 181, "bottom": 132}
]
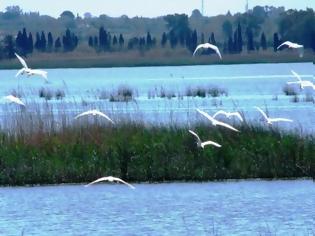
[{"left": 1, "top": 0, "right": 314, "bottom": 17}]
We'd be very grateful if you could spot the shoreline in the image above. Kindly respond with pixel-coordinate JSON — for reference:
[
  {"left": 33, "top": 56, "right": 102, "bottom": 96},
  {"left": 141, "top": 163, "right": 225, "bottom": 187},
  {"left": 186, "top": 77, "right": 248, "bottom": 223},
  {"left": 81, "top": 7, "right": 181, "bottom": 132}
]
[
  {"left": 0, "top": 177, "right": 313, "bottom": 188},
  {"left": 0, "top": 52, "right": 313, "bottom": 70}
]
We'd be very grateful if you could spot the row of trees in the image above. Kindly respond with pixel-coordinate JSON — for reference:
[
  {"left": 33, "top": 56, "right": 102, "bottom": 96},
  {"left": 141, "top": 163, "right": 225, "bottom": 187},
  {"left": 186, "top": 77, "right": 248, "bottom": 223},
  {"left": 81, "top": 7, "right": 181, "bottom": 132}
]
[
  {"left": 2, "top": 28, "right": 79, "bottom": 58},
  {"left": 1, "top": 7, "right": 315, "bottom": 59}
]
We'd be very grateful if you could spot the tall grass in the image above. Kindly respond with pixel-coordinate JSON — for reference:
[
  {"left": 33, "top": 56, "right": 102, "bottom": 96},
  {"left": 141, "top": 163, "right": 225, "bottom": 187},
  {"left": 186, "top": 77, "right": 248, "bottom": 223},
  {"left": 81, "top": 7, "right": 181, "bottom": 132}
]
[{"left": 0, "top": 102, "right": 313, "bottom": 186}]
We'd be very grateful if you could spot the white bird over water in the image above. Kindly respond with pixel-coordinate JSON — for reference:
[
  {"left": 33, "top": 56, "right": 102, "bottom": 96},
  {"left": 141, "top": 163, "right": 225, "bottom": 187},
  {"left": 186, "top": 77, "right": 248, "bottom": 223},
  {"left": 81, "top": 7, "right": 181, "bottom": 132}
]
[
  {"left": 277, "top": 41, "right": 304, "bottom": 57},
  {"left": 85, "top": 176, "right": 135, "bottom": 189},
  {"left": 193, "top": 43, "right": 222, "bottom": 59},
  {"left": 255, "top": 107, "right": 293, "bottom": 125},
  {"left": 74, "top": 109, "right": 115, "bottom": 124},
  {"left": 3, "top": 95, "right": 25, "bottom": 106},
  {"left": 189, "top": 130, "right": 221, "bottom": 148},
  {"left": 196, "top": 108, "right": 239, "bottom": 132},
  {"left": 287, "top": 70, "right": 315, "bottom": 90},
  {"left": 213, "top": 110, "right": 243, "bottom": 122},
  {"left": 15, "top": 53, "right": 48, "bottom": 82}
]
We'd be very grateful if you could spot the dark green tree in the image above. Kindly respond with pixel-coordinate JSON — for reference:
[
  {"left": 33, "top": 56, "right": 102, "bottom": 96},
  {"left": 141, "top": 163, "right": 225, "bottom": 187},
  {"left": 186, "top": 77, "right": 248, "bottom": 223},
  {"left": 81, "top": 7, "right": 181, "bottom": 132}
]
[
  {"left": 119, "top": 34, "right": 124, "bottom": 48},
  {"left": 273, "top": 33, "right": 280, "bottom": 52},
  {"left": 88, "top": 36, "right": 94, "bottom": 47},
  {"left": 161, "top": 32, "right": 167, "bottom": 47},
  {"left": 222, "top": 20, "right": 233, "bottom": 39},
  {"left": 54, "top": 37, "right": 62, "bottom": 51},
  {"left": 47, "top": 32, "right": 53, "bottom": 52},
  {"left": 260, "top": 32, "right": 267, "bottom": 50},
  {"left": 246, "top": 27, "right": 254, "bottom": 51},
  {"left": 237, "top": 22, "right": 243, "bottom": 53}
]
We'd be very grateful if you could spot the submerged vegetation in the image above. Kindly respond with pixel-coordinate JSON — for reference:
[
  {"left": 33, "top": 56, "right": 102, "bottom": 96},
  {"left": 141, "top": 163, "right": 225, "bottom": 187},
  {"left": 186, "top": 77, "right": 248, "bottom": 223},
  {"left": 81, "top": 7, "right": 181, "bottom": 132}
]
[{"left": 0, "top": 106, "right": 313, "bottom": 186}]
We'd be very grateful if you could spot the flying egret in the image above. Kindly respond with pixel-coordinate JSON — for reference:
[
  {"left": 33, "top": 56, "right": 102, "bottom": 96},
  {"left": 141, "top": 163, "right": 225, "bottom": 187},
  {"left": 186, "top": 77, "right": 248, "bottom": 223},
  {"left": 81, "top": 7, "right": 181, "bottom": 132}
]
[
  {"left": 255, "top": 107, "right": 293, "bottom": 125},
  {"left": 213, "top": 110, "right": 243, "bottom": 122},
  {"left": 277, "top": 41, "right": 304, "bottom": 57},
  {"left": 189, "top": 130, "right": 221, "bottom": 148},
  {"left": 287, "top": 70, "right": 315, "bottom": 90},
  {"left": 85, "top": 176, "right": 135, "bottom": 189},
  {"left": 15, "top": 53, "right": 48, "bottom": 82},
  {"left": 193, "top": 43, "right": 222, "bottom": 59},
  {"left": 196, "top": 108, "right": 239, "bottom": 132},
  {"left": 74, "top": 109, "right": 115, "bottom": 124},
  {"left": 3, "top": 95, "right": 25, "bottom": 106}
]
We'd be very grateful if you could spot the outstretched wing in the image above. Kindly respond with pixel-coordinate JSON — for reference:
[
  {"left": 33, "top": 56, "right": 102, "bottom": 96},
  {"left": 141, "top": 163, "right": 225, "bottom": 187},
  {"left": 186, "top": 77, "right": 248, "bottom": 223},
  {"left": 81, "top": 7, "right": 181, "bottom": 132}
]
[
  {"left": 213, "top": 110, "right": 228, "bottom": 119},
  {"left": 193, "top": 44, "right": 206, "bottom": 56},
  {"left": 95, "top": 111, "right": 115, "bottom": 124},
  {"left": 32, "top": 69, "right": 48, "bottom": 79},
  {"left": 255, "top": 106, "right": 269, "bottom": 122},
  {"left": 291, "top": 70, "right": 302, "bottom": 81},
  {"left": 84, "top": 177, "right": 109, "bottom": 187},
  {"left": 188, "top": 130, "right": 201, "bottom": 142},
  {"left": 15, "top": 68, "right": 25, "bottom": 77},
  {"left": 196, "top": 108, "right": 215, "bottom": 123},
  {"left": 231, "top": 112, "right": 244, "bottom": 122},
  {"left": 270, "top": 118, "right": 293, "bottom": 123},
  {"left": 114, "top": 177, "right": 136, "bottom": 189},
  {"left": 216, "top": 120, "right": 239, "bottom": 132},
  {"left": 201, "top": 140, "right": 222, "bottom": 148},
  {"left": 15, "top": 53, "right": 28, "bottom": 69},
  {"left": 74, "top": 110, "right": 92, "bottom": 119},
  {"left": 213, "top": 46, "right": 222, "bottom": 60},
  {"left": 277, "top": 41, "right": 291, "bottom": 50}
]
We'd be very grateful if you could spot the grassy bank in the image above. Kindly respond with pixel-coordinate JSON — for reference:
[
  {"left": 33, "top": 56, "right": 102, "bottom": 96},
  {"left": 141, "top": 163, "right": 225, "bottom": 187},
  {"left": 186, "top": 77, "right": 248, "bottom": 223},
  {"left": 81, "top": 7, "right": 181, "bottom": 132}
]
[
  {"left": 0, "top": 49, "right": 314, "bottom": 69},
  {"left": 0, "top": 121, "right": 314, "bottom": 186}
]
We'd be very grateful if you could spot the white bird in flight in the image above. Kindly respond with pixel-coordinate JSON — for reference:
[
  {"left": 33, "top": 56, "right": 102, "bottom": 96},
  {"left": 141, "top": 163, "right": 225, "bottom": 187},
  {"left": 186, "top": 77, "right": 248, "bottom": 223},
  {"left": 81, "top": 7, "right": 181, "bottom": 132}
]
[
  {"left": 75, "top": 109, "right": 115, "bottom": 124},
  {"left": 213, "top": 110, "right": 243, "bottom": 122},
  {"left": 189, "top": 130, "right": 221, "bottom": 148},
  {"left": 85, "top": 176, "right": 135, "bottom": 189},
  {"left": 3, "top": 95, "right": 25, "bottom": 107},
  {"left": 196, "top": 108, "right": 239, "bottom": 132},
  {"left": 193, "top": 43, "right": 222, "bottom": 59},
  {"left": 277, "top": 41, "right": 304, "bottom": 57},
  {"left": 15, "top": 53, "right": 48, "bottom": 82},
  {"left": 287, "top": 70, "right": 315, "bottom": 90},
  {"left": 255, "top": 107, "right": 293, "bottom": 125}
]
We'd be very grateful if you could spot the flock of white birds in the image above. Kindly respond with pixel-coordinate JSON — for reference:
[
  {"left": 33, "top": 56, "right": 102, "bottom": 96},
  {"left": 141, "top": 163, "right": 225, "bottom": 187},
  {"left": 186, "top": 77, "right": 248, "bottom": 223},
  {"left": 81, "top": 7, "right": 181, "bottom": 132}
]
[{"left": 5, "top": 40, "right": 310, "bottom": 189}]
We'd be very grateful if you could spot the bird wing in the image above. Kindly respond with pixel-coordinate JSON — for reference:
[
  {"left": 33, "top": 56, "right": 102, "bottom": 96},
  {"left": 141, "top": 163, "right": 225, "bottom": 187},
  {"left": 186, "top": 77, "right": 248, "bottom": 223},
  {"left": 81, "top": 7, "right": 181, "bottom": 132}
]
[
  {"left": 15, "top": 68, "right": 25, "bottom": 77},
  {"left": 213, "top": 110, "right": 228, "bottom": 118},
  {"left": 270, "top": 118, "right": 293, "bottom": 123},
  {"left": 255, "top": 106, "right": 269, "bottom": 121},
  {"left": 74, "top": 110, "right": 92, "bottom": 119},
  {"left": 193, "top": 44, "right": 206, "bottom": 56},
  {"left": 15, "top": 53, "right": 28, "bottom": 69},
  {"left": 113, "top": 177, "right": 136, "bottom": 189},
  {"left": 291, "top": 70, "right": 302, "bottom": 81},
  {"left": 215, "top": 120, "right": 239, "bottom": 132},
  {"left": 31, "top": 69, "right": 48, "bottom": 79},
  {"left": 277, "top": 41, "right": 291, "bottom": 50},
  {"left": 213, "top": 46, "right": 222, "bottom": 59},
  {"left": 84, "top": 177, "right": 109, "bottom": 187},
  {"left": 287, "top": 81, "right": 301, "bottom": 85},
  {"left": 196, "top": 108, "right": 215, "bottom": 123},
  {"left": 201, "top": 140, "right": 222, "bottom": 148},
  {"left": 95, "top": 111, "right": 115, "bottom": 124},
  {"left": 12, "top": 97, "right": 25, "bottom": 106},
  {"left": 231, "top": 112, "right": 244, "bottom": 122},
  {"left": 188, "top": 130, "right": 201, "bottom": 142}
]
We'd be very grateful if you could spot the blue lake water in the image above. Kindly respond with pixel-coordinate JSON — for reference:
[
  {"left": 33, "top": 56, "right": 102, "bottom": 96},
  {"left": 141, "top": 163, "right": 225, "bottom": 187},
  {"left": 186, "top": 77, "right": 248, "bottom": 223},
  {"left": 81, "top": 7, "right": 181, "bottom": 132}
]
[
  {"left": 0, "top": 62, "right": 314, "bottom": 132},
  {"left": 0, "top": 180, "right": 314, "bottom": 235}
]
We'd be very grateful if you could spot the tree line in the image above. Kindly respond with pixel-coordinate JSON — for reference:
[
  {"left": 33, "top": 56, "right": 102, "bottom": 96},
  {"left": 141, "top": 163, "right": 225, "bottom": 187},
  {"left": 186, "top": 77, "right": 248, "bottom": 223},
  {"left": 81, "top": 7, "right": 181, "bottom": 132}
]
[
  {"left": 1, "top": 28, "right": 79, "bottom": 59},
  {"left": 0, "top": 6, "right": 315, "bottom": 60}
]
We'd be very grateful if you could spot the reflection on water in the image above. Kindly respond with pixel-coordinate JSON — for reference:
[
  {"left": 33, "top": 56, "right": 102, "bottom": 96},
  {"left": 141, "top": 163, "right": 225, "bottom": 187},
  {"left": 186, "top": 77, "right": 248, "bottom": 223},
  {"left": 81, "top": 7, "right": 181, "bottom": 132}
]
[{"left": 0, "top": 180, "right": 314, "bottom": 235}]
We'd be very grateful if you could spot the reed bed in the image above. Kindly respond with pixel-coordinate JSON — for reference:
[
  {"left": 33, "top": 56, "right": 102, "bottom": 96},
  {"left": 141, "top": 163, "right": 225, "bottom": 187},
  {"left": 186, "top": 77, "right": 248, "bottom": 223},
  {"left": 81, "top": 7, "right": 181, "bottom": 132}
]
[{"left": 0, "top": 100, "right": 313, "bottom": 186}]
